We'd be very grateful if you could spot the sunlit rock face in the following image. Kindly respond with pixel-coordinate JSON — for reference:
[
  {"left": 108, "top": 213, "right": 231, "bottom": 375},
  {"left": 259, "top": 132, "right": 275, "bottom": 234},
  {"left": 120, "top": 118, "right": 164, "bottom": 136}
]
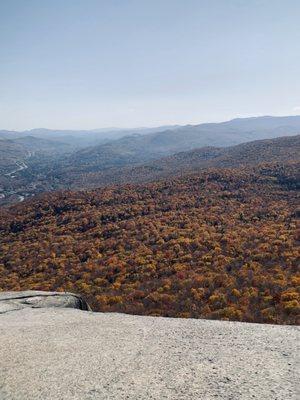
[
  {"left": 0, "top": 291, "right": 299, "bottom": 400},
  {"left": 0, "top": 290, "right": 91, "bottom": 313}
]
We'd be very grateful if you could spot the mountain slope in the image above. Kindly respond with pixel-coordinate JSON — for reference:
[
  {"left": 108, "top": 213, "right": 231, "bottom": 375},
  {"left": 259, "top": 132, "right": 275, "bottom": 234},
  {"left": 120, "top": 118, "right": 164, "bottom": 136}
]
[
  {"left": 1, "top": 162, "right": 299, "bottom": 324},
  {"left": 0, "top": 125, "right": 179, "bottom": 150},
  {"left": 0, "top": 136, "right": 73, "bottom": 176},
  {"left": 69, "top": 116, "right": 300, "bottom": 171},
  {"left": 13, "top": 136, "right": 72, "bottom": 154},
  {"left": 63, "top": 135, "right": 300, "bottom": 188},
  {"left": 0, "top": 139, "right": 29, "bottom": 174},
  {"left": 1, "top": 116, "right": 300, "bottom": 205}
]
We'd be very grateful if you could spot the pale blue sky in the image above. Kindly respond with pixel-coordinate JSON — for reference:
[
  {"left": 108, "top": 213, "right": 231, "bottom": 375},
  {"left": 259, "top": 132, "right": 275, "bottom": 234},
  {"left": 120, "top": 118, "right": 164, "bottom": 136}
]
[{"left": 0, "top": 0, "right": 300, "bottom": 130}]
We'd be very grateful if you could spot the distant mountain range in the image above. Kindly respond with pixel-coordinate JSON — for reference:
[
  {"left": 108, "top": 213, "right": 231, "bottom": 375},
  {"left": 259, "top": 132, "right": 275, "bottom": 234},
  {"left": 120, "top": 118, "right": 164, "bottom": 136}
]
[
  {"left": 65, "top": 115, "right": 300, "bottom": 171},
  {"left": 0, "top": 125, "right": 179, "bottom": 150},
  {"left": 62, "top": 134, "right": 300, "bottom": 188},
  {"left": 0, "top": 115, "right": 300, "bottom": 204},
  {"left": 0, "top": 125, "right": 179, "bottom": 176}
]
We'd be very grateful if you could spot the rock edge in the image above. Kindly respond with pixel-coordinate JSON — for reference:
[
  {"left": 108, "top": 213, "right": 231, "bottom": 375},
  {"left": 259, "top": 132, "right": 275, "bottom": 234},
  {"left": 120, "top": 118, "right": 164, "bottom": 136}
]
[{"left": 0, "top": 290, "right": 91, "bottom": 313}]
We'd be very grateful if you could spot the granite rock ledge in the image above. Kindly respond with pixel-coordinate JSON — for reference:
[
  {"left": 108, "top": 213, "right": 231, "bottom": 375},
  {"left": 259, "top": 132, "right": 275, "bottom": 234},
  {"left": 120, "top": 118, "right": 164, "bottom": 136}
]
[
  {"left": 0, "top": 290, "right": 91, "bottom": 313},
  {"left": 0, "top": 291, "right": 299, "bottom": 400}
]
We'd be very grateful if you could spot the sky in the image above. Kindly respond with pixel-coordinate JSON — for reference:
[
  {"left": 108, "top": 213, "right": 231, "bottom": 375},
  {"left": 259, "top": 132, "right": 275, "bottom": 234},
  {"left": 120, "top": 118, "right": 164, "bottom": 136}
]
[{"left": 0, "top": 0, "right": 300, "bottom": 130}]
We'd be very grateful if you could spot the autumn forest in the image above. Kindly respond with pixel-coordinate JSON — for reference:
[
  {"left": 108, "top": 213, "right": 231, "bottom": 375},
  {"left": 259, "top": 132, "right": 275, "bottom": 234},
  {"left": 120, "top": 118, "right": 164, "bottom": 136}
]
[{"left": 0, "top": 161, "right": 299, "bottom": 324}]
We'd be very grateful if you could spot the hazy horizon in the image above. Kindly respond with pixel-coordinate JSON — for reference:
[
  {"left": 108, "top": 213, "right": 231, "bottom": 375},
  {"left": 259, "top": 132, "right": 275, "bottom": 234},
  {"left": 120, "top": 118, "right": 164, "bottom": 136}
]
[
  {"left": 1, "top": 113, "right": 300, "bottom": 133},
  {"left": 1, "top": 0, "right": 300, "bottom": 130}
]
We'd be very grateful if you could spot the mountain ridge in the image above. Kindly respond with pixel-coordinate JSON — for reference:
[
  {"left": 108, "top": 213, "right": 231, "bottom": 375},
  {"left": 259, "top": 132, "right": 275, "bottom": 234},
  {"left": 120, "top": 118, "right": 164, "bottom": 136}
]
[
  {"left": 59, "top": 134, "right": 300, "bottom": 188},
  {"left": 1, "top": 116, "right": 300, "bottom": 205},
  {"left": 67, "top": 115, "right": 300, "bottom": 171}
]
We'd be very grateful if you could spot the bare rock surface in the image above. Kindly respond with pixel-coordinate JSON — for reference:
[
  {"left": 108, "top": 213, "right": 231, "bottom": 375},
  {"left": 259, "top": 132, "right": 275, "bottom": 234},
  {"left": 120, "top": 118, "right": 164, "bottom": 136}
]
[
  {"left": 0, "top": 290, "right": 91, "bottom": 313},
  {"left": 0, "top": 291, "right": 299, "bottom": 400}
]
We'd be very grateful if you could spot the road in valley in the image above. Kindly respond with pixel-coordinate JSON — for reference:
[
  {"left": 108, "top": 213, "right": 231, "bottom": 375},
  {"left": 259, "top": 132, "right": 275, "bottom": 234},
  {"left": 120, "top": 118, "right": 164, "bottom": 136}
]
[{"left": 4, "top": 161, "right": 28, "bottom": 177}]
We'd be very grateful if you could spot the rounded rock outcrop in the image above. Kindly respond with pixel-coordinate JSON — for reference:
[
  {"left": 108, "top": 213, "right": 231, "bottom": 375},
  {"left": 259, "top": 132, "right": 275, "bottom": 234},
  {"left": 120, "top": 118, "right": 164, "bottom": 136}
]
[{"left": 0, "top": 290, "right": 91, "bottom": 314}]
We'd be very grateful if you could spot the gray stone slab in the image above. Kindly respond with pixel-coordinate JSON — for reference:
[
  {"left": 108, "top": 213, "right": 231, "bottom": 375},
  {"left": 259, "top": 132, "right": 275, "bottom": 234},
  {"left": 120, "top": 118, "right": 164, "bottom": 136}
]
[
  {"left": 0, "top": 305, "right": 299, "bottom": 400},
  {"left": 0, "top": 290, "right": 91, "bottom": 313}
]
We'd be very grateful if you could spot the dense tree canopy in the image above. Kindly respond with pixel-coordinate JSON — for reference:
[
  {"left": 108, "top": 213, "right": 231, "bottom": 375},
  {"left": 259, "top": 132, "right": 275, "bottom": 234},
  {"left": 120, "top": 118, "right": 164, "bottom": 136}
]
[{"left": 0, "top": 162, "right": 299, "bottom": 324}]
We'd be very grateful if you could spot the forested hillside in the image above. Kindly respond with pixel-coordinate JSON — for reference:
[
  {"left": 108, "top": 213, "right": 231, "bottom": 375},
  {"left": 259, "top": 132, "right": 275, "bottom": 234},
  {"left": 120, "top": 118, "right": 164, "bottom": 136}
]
[
  {"left": 0, "top": 139, "right": 29, "bottom": 174},
  {"left": 67, "top": 135, "right": 300, "bottom": 188},
  {"left": 0, "top": 162, "right": 299, "bottom": 324},
  {"left": 1, "top": 117, "right": 300, "bottom": 205},
  {"left": 65, "top": 115, "right": 300, "bottom": 172}
]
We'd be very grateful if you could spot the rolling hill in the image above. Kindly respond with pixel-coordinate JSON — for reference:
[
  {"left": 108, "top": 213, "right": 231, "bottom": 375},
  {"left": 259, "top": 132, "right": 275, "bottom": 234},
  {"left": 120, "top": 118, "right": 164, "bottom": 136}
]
[
  {"left": 0, "top": 136, "right": 73, "bottom": 175},
  {"left": 1, "top": 116, "right": 300, "bottom": 204},
  {"left": 0, "top": 162, "right": 299, "bottom": 324},
  {"left": 0, "top": 125, "right": 178, "bottom": 150},
  {"left": 13, "top": 136, "right": 72, "bottom": 154},
  {"left": 69, "top": 116, "right": 300, "bottom": 171},
  {"left": 60, "top": 135, "right": 300, "bottom": 188},
  {"left": 0, "top": 139, "right": 29, "bottom": 174}
]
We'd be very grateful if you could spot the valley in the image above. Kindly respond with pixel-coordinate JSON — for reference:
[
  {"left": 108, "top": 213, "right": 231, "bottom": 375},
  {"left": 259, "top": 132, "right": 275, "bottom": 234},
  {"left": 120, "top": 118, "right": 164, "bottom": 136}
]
[
  {"left": 2, "top": 3, "right": 299, "bottom": 398},
  {"left": 1, "top": 116, "right": 300, "bottom": 205},
  {"left": 0, "top": 116, "right": 299, "bottom": 325}
]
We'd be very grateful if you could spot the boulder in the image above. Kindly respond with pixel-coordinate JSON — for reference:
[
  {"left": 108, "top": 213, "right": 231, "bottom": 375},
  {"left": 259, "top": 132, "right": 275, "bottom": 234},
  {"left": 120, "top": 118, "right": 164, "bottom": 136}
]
[{"left": 0, "top": 290, "right": 91, "bottom": 313}]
